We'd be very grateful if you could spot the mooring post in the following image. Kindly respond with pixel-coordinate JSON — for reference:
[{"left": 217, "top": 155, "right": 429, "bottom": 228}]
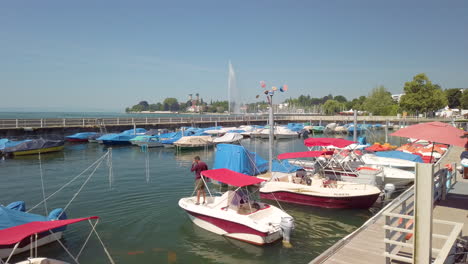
[
  {"left": 63, "top": 118, "right": 65, "bottom": 127},
  {"left": 117, "top": 118, "right": 120, "bottom": 125},
  {"left": 146, "top": 117, "right": 148, "bottom": 124},
  {"left": 82, "top": 118, "right": 85, "bottom": 127},
  {"left": 40, "top": 119, "right": 43, "bottom": 128},
  {"left": 15, "top": 119, "right": 18, "bottom": 128},
  {"left": 385, "top": 120, "right": 389, "bottom": 143},
  {"left": 353, "top": 110, "right": 357, "bottom": 142},
  {"left": 413, "top": 163, "right": 434, "bottom": 264}
]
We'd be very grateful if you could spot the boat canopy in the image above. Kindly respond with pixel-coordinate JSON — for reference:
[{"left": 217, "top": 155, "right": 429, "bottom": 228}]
[
  {"left": 2, "top": 139, "right": 64, "bottom": 153},
  {"left": 0, "top": 216, "right": 98, "bottom": 246},
  {"left": 375, "top": 151, "right": 423, "bottom": 163},
  {"left": 277, "top": 151, "right": 334, "bottom": 160},
  {"left": 304, "top": 138, "right": 356, "bottom": 148},
  {"left": 201, "top": 168, "right": 265, "bottom": 187}
]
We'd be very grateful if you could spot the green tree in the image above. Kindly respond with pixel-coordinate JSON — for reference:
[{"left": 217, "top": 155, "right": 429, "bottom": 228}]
[
  {"left": 163, "top": 98, "right": 178, "bottom": 107},
  {"left": 399, "top": 73, "right": 447, "bottom": 115},
  {"left": 461, "top": 90, "right": 468, "bottom": 109},
  {"left": 334, "top": 95, "right": 347, "bottom": 103},
  {"left": 346, "top": 96, "right": 366, "bottom": 110},
  {"left": 137, "top": 101, "right": 149, "bottom": 111},
  {"left": 322, "top": 99, "right": 344, "bottom": 115},
  {"left": 445, "top": 88, "right": 462, "bottom": 108},
  {"left": 362, "top": 86, "right": 398, "bottom": 116}
]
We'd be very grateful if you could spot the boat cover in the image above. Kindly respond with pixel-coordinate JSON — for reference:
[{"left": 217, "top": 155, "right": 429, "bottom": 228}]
[
  {"left": 213, "top": 133, "right": 243, "bottom": 143},
  {"left": 375, "top": 151, "right": 423, "bottom": 163},
  {"left": 277, "top": 151, "right": 334, "bottom": 160},
  {"left": 0, "top": 139, "right": 32, "bottom": 151},
  {"left": 304, "top": 138, "right": 356, "bottom": 148},
  {"left": 174, "top": 136, "right": 213, "bottom": 146},
  {"left": 201, "top": 168, "right": 265, "bottom": 187},
  {"left": 2, "top": 139, "right": 64, "bottom": 153},
  {"left": 121, "top": 128, "right": 147, "bottom": 135},
  {"left": 0, "top": 216, "right": 98, "bottom": 246},
  {"left": 66, "top": 132, "right": 97, "bottom": 139},
  {"left": 272, "top": 160, "right": 302, "bottom": 173},
  {"left": 213, "top": 144, "right": 268, "bottom": 175}
]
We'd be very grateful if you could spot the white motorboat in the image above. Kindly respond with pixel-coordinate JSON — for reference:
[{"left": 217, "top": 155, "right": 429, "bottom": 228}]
[
  {"left": 173, "top": 136, "right": 214, "bottom": 150},
  {"left": 213, "top": 133, "right": 243, "bottom": 144},
  {"left": 361, "top": 153, "right": 416, "bottom": 169},
  {"left": 178, "top": 168, "right": 294, "bottom": 246}
]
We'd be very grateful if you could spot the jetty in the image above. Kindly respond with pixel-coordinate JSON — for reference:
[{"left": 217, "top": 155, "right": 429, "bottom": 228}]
[
  {"left": 0, "top": 115, "right": 450, "bottom": 137},
  {"left": 310, "top": 146, "right": 467, "bottom": 264}
]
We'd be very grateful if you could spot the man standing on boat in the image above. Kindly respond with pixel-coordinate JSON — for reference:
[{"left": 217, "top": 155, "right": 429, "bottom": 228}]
[{"left": 191, "top": 156, "right": 208, "bottom": 205}]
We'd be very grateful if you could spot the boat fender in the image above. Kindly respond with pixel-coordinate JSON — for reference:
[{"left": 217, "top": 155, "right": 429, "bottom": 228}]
[
  {"left": 280, "top": 216, "right": 294, "bottom": 248},
  {"left": 6, "top": 201, "right": 26, "bottom": 212},
  {"left": 48, "top": 208, "right": 68, "bottom": 232},
  {"left": 383, "top": 184, "right": 396, "bottom": 200}
]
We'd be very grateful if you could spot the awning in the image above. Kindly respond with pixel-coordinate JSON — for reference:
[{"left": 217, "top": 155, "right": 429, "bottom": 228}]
[
  {"left": 277, "top": 151, "right": 334, "bottom": 160},
  {"left": 201, "top": 168, "right": 265, "bottom": 187},
  {"left": 0, "top": 216, "right": 99, "bottom": 246},
  {"left": 390, "top": 122, "right": 465, "bottom": 147},
  {"left": 304, "top": 138, "right": 356, "bottom": 148}
]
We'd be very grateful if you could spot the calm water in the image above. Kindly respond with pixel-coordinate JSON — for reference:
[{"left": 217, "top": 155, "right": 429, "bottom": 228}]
[
  {"left": 0, "top": 112, "right": 232, "bottom": 119},
  {"left": 1, "top": 136, "right": 392, "bottom": 264}
]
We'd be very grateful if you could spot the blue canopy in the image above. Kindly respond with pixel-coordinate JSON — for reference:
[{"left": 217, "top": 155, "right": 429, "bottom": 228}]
[
  {"left": 272, "top": 160, "right": 302, "bottom": 173},
  {"left": 213, "top": 144, "right": 268, "bottom": 175},
  {"left": 375, "top": 151, "right": 423, "bottom": 163}
]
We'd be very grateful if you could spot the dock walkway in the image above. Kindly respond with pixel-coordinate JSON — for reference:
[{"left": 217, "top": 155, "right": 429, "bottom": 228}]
[{"left": 311, "top": 146, "right": 466, "bottom": 264}]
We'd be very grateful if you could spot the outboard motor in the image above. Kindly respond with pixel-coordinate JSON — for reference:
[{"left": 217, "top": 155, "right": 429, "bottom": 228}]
[
  {"left": 383, "top": 183, "right": 396, "bottom": 200},
  {"left": 280, "top": 216, "right": 295, "bottom": 248}
]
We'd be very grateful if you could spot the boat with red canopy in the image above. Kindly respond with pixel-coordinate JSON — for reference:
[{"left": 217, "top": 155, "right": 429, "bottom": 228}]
[{"left": 178, "top": 168, "right": 294, "bottom": 246}]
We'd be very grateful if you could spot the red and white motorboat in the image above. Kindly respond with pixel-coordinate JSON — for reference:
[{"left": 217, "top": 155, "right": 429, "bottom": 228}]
[
  {"left": 178, "top": 168, "right": 294, "bottom": 246},
  {"left": 259, "top": 171, "right": 381, "bottom": 209}
]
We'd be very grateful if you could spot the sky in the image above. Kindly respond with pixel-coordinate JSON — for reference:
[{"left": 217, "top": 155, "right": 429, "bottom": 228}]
[{"left": 0, "top": 0, "right": 467, "bottom": 112}]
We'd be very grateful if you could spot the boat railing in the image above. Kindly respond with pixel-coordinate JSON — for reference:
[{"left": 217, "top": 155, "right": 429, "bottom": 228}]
[{"left": 382, "top": 161, "right": 460, "bottom": 264}]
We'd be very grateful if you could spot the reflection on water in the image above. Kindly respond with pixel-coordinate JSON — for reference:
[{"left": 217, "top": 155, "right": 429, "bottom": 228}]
[{"left": 1, "top": 133, "right": 397, "bottom": 264}]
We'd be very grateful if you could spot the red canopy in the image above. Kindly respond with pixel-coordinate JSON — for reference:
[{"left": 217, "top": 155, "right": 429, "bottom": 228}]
[
  {"left": 201, "top": 168, "right": 265, "bottom": 187},
  {"left": 0, "top": 216, "right": 98, "bottom": 246},
  {"left": 277, "top": 151, "right": 334, "bottom": 160},
  {"left": 390, "top": 122, "right": 466, "bottom": 147},
  {"left": 304, "top": 138, "right": 356, "bottom": 148}
]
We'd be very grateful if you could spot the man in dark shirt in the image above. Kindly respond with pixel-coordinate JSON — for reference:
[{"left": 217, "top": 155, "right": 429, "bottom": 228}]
[{"left": 191, "top": 156, "right": 208, "bottom": 205}]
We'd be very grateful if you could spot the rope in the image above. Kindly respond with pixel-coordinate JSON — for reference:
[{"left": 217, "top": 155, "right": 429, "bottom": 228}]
[
  {"left": 90, "top": 220, "right": 116, "bottom": 264},
  {"left": 58, "top": 157, "right": 105, "bottom": 219},
  {"left": 48, "top": 230, "right": 80, "bottom": 264},
  {"left": 107, "top": 148, "right": 113, "bottom": 189},
  {"left": 28, "top": 150, "right": 110, "bottom": 212},
  {"left": 145, "top": 147, "right": 150, "bottom": 183},
  {"left": 76, "top": 219, "right": 99, "bottom": 260},
  {"left": 38, "top": 152, "right": 49, "bottom": 216}
]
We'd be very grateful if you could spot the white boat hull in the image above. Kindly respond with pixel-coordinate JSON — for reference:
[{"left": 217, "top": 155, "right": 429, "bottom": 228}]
[{"left": 0, "top": 232, "right": 63, "bottom": 259}]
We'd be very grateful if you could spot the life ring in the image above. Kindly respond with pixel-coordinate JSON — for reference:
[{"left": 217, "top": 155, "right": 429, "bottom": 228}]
[{"left": 397, "top": 218, "right": 414, "bottom": 240}]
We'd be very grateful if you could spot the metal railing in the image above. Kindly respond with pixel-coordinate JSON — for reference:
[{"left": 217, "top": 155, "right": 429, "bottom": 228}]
[
  {"left": 0, "top": 115, "right": 450, "bottom": 129},
  {"left": 383, "top": 162, "right": 461, "bottom": 264}
]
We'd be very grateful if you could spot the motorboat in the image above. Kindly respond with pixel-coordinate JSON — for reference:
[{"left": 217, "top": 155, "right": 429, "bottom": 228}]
[
  {"left": 0, "top": 201, "right": 67, "bottom": 259},
  {"left": 259, "top": 173, "right": 381, "bottom": 209},
  {"left": 96, "top": 128, "right": 147, "bottom": 145},
  {"left": 213, "top": 133, "right": 243, "bottom": 144},
  {"left": 173, "top": 136, "right": 214, "bottom": 150},
  {"left": 274, "top": 127, "right": 299, "bottom": 139},
  {"left": 131, "top": 136, "right": 163, "bottom": 148},
  {"left": 65, "top": 132, "right": 98, "bottom": 142},
  {"left": 360, "top": 152, "right": 420, "bottom": 169},
  {"left": 178, "top": 168, "right": 294, "bottom": 246},
  {"left": 1, "top": 139, "right": 64, "bottom": 156}
]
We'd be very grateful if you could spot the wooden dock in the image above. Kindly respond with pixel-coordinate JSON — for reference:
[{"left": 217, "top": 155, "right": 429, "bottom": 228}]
[{"left": 311, "top": 146, "right": 466, "bottom": 264}]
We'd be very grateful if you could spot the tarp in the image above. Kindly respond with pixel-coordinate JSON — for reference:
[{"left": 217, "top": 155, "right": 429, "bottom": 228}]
[
  {"left": 272, "top": 160, "right": 302, "bottom": 173},
  {"left": 66, "top": 132, "right": 98, "bottom": 140},
  {"left": 201, "top": 168, "right": 265, "bottom": 187},
  {"left": 213, "top": 133, "right": 243, "bottom": 143},
  {"left": 375, "top": 151, "right": 424, "bottom": 163},
  {"left": 2, "top": 139, "right": 64, "bottom": 153},
  {"left": 277, "top": 151, "right": 334, "bottom": 160},
  {"left": 304, "top": 138, "right": 356, "bottom": 148},
  {"left": 0, "top": 216, "right": 98, "bottom": 245},
  {"left": 0, "top": 206, "right": 47, "bottom": 230},
  {"left": 174, "top": 136, "right": 213, "bottom": 146},
  {"left": 213, "top": 144, "right": 268, "bottom": 175},
  {"left": 390, "top": 122, "right": 465, "bottom": 147}
]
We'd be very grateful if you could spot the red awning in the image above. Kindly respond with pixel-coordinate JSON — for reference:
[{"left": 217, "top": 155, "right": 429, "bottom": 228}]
[
  {"left": 277, "top": 151, "right": 334, "bottom": 160},
  {"left": 390, "top": 122, "right": 466, "bottom": 147},
  {"left": 0, "top": 216, "right": 99, "bottom": 246},
  {"left": 304, "top": 138, "right": 356, "bottom": 148},
  {"left": 201, "top": 168, "right": 265, "bottom": 187}
]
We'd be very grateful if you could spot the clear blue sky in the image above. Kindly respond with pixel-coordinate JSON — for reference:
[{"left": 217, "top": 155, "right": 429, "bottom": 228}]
[{"left": 1, "top": 0, "right": 467, "bottom": 111}]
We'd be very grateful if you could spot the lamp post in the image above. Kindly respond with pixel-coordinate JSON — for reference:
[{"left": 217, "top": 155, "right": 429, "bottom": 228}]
[{"left": 258, "top": 82, "right": 288, "bottom": 173}]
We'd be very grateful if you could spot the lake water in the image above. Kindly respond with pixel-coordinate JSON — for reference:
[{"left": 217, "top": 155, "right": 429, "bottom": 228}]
[{"left": 1, "top": 135, "right": 394, "bottom": 264}]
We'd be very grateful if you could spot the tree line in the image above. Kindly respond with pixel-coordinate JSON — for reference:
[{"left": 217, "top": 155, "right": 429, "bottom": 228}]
[{"left": 125, "top": 73, "right": 467, "bottom": 116}]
